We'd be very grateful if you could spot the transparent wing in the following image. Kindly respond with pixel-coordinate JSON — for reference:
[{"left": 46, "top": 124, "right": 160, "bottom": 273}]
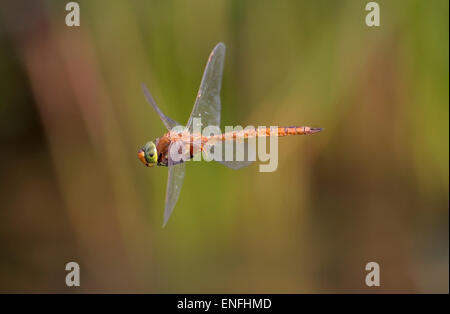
[
  {"left": 142, "top": 83, "right": 180, "bottom": 131},
  {"left": 211, "top": 137, "right": 256, "bottom": 170},
  {"left": 218, "top": 159, "right": 254, "bottom": 170},
  {"left": 163, "top": 156, "right": 186, "bottom": 228},
  {"left": 186, "top": 43, "right": 225, "bottom": 131}
]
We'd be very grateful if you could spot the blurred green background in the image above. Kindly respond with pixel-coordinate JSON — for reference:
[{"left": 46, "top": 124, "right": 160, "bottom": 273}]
[{"left": 0, "top": 0, "right": 448, "bottom": 293}]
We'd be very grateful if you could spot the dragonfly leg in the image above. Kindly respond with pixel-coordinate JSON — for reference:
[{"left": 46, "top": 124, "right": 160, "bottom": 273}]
[{"left": 201, "top": 145, "right": 210, "bottom": 160}]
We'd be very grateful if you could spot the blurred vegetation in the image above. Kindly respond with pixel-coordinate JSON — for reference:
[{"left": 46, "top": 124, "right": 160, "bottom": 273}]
[{"left": 0, "top": 0, "right": 448, "bottom": 292}]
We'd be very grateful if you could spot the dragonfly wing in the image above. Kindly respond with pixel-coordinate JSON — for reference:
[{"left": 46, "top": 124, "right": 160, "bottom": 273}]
[
  {"left": 211, "top": 137, "right": 256, "bottom": 169},
  {"left": 186, "top": 43, "right": 225, "bottom": 131},
  {"left": 142, "top": 83, "right": 180, "bottom": 131},
  {"left": 162, "top": 152, "right": 186, "bottom": 227},
  {"left": 217, "top": 160, "right": 254, "bottom": 169}
]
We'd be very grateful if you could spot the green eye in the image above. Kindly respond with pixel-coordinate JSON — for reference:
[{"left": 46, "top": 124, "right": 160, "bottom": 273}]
[{"left": 143, "top": 141, "right": 158, "bottom": 164}]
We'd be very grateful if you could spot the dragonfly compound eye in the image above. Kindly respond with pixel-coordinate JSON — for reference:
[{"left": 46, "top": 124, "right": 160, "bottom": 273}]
[
  {"left": 138, "top": 141, "right": 158, "bottom": 167},
  {"left": 143, "top": 141, "right": 158, "bottom": 165}
]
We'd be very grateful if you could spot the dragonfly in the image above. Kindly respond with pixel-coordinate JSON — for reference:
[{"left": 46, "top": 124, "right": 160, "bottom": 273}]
[{"left": 138, "top": 43, "right": 322, "bottom": 227}]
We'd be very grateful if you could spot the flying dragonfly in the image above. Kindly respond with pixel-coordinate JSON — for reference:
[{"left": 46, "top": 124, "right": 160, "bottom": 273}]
[{"left": 138, "top": 43, "right": 322, "bottom": 227}]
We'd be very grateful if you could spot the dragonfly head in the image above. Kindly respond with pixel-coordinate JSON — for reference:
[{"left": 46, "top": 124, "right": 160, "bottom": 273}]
[{"left": 138, "top": 141, "right": 158, "bottom": 167}]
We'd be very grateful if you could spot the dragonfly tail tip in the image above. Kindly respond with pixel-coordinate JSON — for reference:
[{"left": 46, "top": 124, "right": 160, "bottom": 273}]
[{"left": 310, "top": 127, "right": 324, "bottom": 134}]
